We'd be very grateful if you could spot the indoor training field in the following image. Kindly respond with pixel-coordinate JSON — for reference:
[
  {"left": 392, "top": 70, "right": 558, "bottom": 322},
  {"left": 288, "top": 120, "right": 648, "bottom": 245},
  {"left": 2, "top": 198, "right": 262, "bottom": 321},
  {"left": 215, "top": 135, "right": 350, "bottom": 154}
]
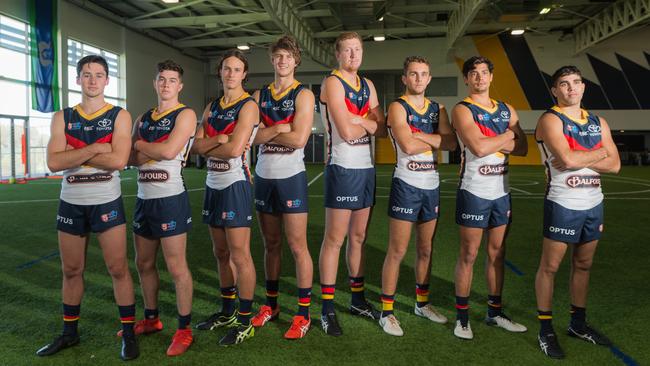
[{"left": 1, "top": 164, "right": 647, "bottom": 365}]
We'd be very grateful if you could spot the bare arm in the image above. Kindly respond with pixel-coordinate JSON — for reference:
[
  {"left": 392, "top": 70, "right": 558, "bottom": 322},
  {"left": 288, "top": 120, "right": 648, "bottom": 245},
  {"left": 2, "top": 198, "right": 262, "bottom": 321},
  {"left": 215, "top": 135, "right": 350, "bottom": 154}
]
[
  {"left": 270, "top": 89, "right": 314, "bottom": 149},
  {"left": 538, "top": 113, "right": 608, "bottom": 171},
  {"left": 363, "top": 78, "right": 386, "bottom": 137},
  {"left": 191, "top": 103, "right": 227, "bottom": 155},
  {"left": 46, "top": 111, "right": 109, "bottom": 172},
  {"left": 503, "top": 105, "right": 528, "bottom": 156},
  {"left": 134, "top": 108, "right": 197, "bottom": 161},
  {"left": 322, "top": 77, "right": 373, "bottom": 141},
  {"left": 412, "top": 104, "right": 457, "bottom": 151},
  {"left": 85, "top": 109, "right": 132, "bottom": 171},
  {"left": 206, "top": 100, "right": 258, "bottom": 159},
  {"left": 452, "top": 104, "right": 515, "bottom": 158},
  {"left": 388, "top": 102, "right": 432, "bottom": 155},
  {"left": 128, "top": 114, "right": 151, "bottom": 166},
  {"left": 588, "top": 117, "right": 621, "bottom": 174}
]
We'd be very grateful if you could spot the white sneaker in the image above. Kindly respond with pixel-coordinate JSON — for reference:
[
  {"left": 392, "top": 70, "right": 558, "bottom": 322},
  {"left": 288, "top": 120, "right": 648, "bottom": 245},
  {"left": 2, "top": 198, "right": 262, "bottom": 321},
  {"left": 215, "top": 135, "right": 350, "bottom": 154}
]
[
  {"left": 485, "top": 314, "right": 527, "bottom": 333},
  {"left": 379, "top": 315, "right": 404, "bottom": 337},
  {"left": 454, "top": 320, "right": 473, "bottom": 340},
  {"left": 414, "top": 304, "right": 448, "bottom": 324}
]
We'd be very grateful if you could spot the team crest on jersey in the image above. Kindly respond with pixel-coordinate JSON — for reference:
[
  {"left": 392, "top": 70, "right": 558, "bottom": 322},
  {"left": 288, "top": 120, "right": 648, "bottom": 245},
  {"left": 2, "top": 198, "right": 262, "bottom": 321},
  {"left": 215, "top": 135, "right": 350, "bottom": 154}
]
[
  {"left": 68, "top": 122, "right": 82, "bottom": 130},
  {"left": 101, "top": 210, "right": 118, "bottom": 223},
  {"left": 349, "top": 92, "right": 354, "bottom": 99},
  {"left": 566, "top": 125, "right": 577, "bottom": 132},
  {"left": 408, "top": 115, "right": 414, "bottom": 121},
  {"left": 161, "top": 221, "right": 176, "bottom": 231},
  {"left": 286, "top": 199, "right": 302, "bottom": 208},
  {"left": 261, "top": 101, "right": 268, "bottom": 108}
]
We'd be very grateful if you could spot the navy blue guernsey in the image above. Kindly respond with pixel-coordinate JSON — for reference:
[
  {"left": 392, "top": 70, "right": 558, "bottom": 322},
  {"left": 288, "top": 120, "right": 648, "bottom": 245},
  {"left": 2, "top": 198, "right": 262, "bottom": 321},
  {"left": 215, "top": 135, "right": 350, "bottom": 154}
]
[
  {"left": 258, "top": 80, "right": 306, "bottom": 127},
  {"left": 64, "top": 104, "right": 122, "bottom": 148},
  {"left": 395, "top": 96, "right": 440, "bottom": 134},
  {"left": 138, "top": 104, "right": 188, "bottom": 143}
]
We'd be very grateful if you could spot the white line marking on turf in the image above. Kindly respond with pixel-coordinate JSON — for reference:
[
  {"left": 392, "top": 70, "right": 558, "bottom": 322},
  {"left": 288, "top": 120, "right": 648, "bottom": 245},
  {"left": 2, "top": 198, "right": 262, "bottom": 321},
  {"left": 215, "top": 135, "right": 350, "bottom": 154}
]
[
  {"left": 510, "top": 186, "right": 532, "bottom": 195},
  {"left": 308, "top": 172, "right": 323, "bottom": 186}
]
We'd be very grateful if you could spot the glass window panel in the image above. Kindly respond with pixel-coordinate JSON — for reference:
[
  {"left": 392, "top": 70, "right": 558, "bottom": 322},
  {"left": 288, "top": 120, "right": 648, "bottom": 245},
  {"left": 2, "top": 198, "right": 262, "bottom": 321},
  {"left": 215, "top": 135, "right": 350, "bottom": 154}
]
[
  {"left": 0, "top": 47, "right": 27, "bottom": 79},
  {"left": 28, "top": 117, "right": 51, "bottom": 176},
  {"left": 105, "top": 77, "right": 119, "bottom": 98},
  {"left": 67, "top": 65, "right": 81, "bottom": 91},
  {"left": 2, "top": 15, "right": 27, "bottom": 31},
  {"left": 0, "top": 80, "right": 27, "bottom": 116},
  {"left": 67, "top": 92, "right": 81, "bottom": 107}
]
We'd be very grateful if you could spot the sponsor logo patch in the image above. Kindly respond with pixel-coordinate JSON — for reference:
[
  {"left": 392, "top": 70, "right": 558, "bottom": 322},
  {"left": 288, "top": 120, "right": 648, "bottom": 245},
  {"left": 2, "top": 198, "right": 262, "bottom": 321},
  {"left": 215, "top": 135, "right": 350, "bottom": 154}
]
[
  {"left": 478, "top": 164, "right": 508, "bottom": 175},
  {"left": 347, "top": 135, "right": 371, "bottom": 145},
  {"left": 207, "top": 159, "right": 231, "bottom": 172},
  {"left": 391, "top": 206, "right": 413, "bottom": 214},
  {"left": 286, "top": 199, "right": 302, "bottom": 208},
  {"left": 66, "top": 173, "right": 113, "bottom": 184},
  {"left": 222, "top": 211, "right": 235, "bottom": 220},
  {"left": 407, "top": 160, "right": 437, "bottom": 172},
  {"left": 57, "top": 215, "right": 73, "bottom": 225},
  {"left": 549, "top": 226, "right": 575, "bottom": 235},
  {"left": 566, "top": 175, "right": 601, "bottom": 188},
  {"left": 461, "top": 213, "right": 484, "bottom": 221},
  {"left": 336, "top": 196, "right": 358, "bottom": 202},
  {"left": 138, "top": 169, "right": 169, "bottom": 182},
  {"left": 161, "top": 220, "right": 177, "bottom": 231},
  {"left": 260, "top": 143, "right": 295, "bottom": 154}
]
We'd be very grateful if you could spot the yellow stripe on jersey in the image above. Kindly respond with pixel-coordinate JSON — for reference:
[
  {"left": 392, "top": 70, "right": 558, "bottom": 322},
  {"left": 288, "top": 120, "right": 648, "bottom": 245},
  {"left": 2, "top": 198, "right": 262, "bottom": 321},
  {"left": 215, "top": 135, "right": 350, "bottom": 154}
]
[
  {"left": 269, "top": 80, "right": 301, "bottom": 101},
  {"left": 551, "top": 105, "right": 589, "bottom": 125},
  {"left": 399, "top": 95, "right": 430, "bottom": 115},
  {"left": 151, "top": 103, "right": 186, "bottom": 121},
  {"left": 74, "top": 103, "right": 114, "bottom": 120},
  {"left": 462, "top": 97, "right": 499, "bottom": 114},
  {"left": 219, "top": 92, "right": 251, "bottom": 109},
  {"left": 331, "top": 69, "right": 361, "bottom": 92}
]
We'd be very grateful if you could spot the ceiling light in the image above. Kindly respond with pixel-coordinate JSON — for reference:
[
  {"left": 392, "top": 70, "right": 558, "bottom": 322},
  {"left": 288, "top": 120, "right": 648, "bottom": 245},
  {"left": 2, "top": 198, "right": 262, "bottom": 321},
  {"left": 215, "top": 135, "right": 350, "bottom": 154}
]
[
  {"left": 510, "top": 29, "right": 525, "bottom": 35},
  {"left": 539, "top": 7, "right": 551, "bottom": 14},
  {"left": 162, "top": 0, "right": 179, "bottom": 3},
  {"left": 378, "top": 16, "right": 384, "bottom": 22},
  {"left": 373, "top": 35, "right": 386, "bottom": 42},
  {"left": 237, "top": 44, "right": 250, "bottom": 50}
]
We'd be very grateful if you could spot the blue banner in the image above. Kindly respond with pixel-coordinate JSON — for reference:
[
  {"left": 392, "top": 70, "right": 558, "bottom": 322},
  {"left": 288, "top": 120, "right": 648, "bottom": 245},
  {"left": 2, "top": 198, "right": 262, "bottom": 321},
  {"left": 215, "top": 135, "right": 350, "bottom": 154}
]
[{"left": 29, "top": 0, "right": 59, "bottom": 113}]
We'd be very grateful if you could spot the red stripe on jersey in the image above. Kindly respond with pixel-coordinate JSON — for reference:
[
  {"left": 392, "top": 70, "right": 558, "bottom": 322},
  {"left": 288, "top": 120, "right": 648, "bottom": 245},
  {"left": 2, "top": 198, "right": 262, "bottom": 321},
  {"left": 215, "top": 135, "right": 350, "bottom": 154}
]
[
  {"left": 204, "top": 121, "right": 218, "bottom": 137},
  {"left": 65, "top": 134, "right": 87, "bottom": 149},
  {"left": 565, "top": 135, "right": 602, "bottom": 151},
  {"left": 261, "top": 112, "right": 294, "bottom": 127},
  {"left": 154, "top": 134, "right": 170, "bottom": 143},
  {"left": 475, "top": 122, "right": 498, "bottom": 137},
  {"left": 96, "top": 133, "right": 113, "bottom": 144},
  {"left": 410, "top": 126, "right": 422, "bottom": 133},
  {"left": 344, "top": 98, "right": 360, "bottom": 114},
  {"left": 358, "top": 101, "right": 370, "bottom": 117}
]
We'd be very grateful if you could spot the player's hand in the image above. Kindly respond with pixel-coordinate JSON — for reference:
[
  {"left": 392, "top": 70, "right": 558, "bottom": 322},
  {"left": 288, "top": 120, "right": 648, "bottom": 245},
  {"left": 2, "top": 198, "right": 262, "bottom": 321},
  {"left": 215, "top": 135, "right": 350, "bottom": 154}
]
[
  {"left": 550, "top": 156, "right": 567, "bottom": 171},
  {"left": 350, "top": 116, "right": 363, "bottom": 125},
  {"left": 275, "top": 123, "right": 291, "bottom": 134},
  {"left": 66, "top": 144, "right": 75, "bottom": 151},
  {"left": 216, "top": 134, "right": 229, "bottom": 144},
  {"left": 506, "top": 129, "right": 516, "bottom": 139},
  {"left": 412, "top": 132, "right": 423, "bottom": 140}
]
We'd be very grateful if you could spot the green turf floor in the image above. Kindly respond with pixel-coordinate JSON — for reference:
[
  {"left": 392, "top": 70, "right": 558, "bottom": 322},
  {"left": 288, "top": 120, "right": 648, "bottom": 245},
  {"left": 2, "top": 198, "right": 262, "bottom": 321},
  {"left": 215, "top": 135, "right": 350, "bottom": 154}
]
[{"left": 1, "top": 164, "right": 647, "bottom": 365}]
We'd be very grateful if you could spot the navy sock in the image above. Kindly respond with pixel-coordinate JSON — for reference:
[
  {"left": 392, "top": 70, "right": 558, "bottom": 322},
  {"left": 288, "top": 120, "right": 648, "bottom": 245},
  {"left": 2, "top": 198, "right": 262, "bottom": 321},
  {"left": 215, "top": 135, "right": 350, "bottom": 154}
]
[
  {"left": 538, "top": 310, "right": 554, "bottom": 335},
  {"left": 415, "top": 283, "right": 429, "bottom": 308},
  {"left": 349, "top": 276, "right": 366, "bottom": 306},
  {"left": 487, "top": 295, "right": 502, "bottom": 318},
  {"left": 570, "top": 304, "right": 586, "bottom": 331},
  {"left": 62, "top": 303, "right": 80, "bottom": 336},
  {"left": 118, "top": 304, "right": 136, "bottom": 338},
  {"left": 265, "top": 280, "right": 279, "bottom": 309},
  {"left": 237, "top": 299, "right": 253, "bottom": 325},
  {"left": 297, "top": 287, "right": 311, "bottom": 319},
  {"left": 381, "top": 294, "right": 395, "bottom": 317},
  {"left": 144, "top": 308, "right": 159, "bottom": 320},
  {"left": 220, "top": 286, "right": 237, "bottom": 315},
  {"left": 455, "top": 296, "right": 469, "bottom": 327},
  {"left": 321, "top": 284, "right": 335, "bottom": 315},
  {"left": 178, "top": 313, "right": 191, "bottom": 329}
]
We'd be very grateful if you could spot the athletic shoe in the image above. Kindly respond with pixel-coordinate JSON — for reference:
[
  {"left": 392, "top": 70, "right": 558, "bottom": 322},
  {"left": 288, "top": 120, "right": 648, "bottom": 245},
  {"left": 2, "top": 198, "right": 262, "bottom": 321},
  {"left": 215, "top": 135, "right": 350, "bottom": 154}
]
[
  {"left": 379, "top": 315, "right": 404, "bottom": 337},
  {"left": 284, "top": 316, "right": 310, "bottom": 340},
  {"left": 219, "top": 323, "right": 254, "bottom": 346},
  {"left": 567, "top": 324, "right": 612, "bottom": 346},
  {"left": 195, "top": 311, "right": 237, "bottom": 330},
  {"left": 414, "top": 304, "right": 448, "bottom": 324},
  {"left": 120, "top": 335, "right": 139, "bottom": 361},
  {"left": 36, "top": 334, "right": 80, "bottom": 356},
  {"left": 166, "top": 328, "right": 193, "bottom": 356},
  {"left": 117, "top": 318, "right": 163, "bottom": 336},
  {"left": 538, "top": 332, "right": 565, "bottom": 359},
  {"left": 485, "top": 314, "right": 527, "bottom": 332},
  {"left": 251, "top": 305, "right": 280, "bottom": 328},
  {"left": 350, "top": 301, "right": 381, "bottom": 320},
  {"left": 320, "top": 312, "right": 343, "bottom": 336},
  {"left": 453, "top": 320, "right": 473, "bottom": 340}
]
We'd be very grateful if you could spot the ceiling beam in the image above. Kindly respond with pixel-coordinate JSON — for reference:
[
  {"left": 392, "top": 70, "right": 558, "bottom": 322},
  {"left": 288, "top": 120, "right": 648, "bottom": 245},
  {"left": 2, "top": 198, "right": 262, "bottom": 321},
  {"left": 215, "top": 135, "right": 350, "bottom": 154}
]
[
  {"left": 447, "top": 0, "right": 488, "bottom": 48},
  {"left": 574, "top": 0, "right": 650, "bottom": 53},
  {"left": 314, "top": 25, "right": 447, "bottom": 38},
  {"left": 259, "top": 0, "right": 335, "bottom": 67},
  {"left": 387, "top": 4, "right": 458, "bottom": 13},
  {"left": 127, "top": 13, "right": 271, "bottom": 28},
  {"left": 175, "top": 35, "right": 277, "bottom": 48}
]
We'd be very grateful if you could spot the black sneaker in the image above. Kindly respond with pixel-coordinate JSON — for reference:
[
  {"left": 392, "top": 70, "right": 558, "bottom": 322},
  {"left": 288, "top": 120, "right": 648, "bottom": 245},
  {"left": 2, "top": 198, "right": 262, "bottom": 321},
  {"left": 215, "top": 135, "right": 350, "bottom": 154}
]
[
  {"left": 320, "top": 312, "right": 343, "bottom": 336},
  {"left": 195, "top": 311, "right": 237, "bottom": 330},
  {"left": 538, "top": 332, "right": 565, "bottom": 359},
  {"left": 350, "top": 301, "right": 381, "bottom": 320},
  {"left": 120, "top": 335, "right": 139, "bottom": 361},
  {"left": 36, "top": 334, "right": 80, "bottom": 356},
  {"left": 219, "top": 323, "right": 254, "bottom": 346},
  {"left": 568, "top": 324, "right": 612, "bottom": 346}
]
